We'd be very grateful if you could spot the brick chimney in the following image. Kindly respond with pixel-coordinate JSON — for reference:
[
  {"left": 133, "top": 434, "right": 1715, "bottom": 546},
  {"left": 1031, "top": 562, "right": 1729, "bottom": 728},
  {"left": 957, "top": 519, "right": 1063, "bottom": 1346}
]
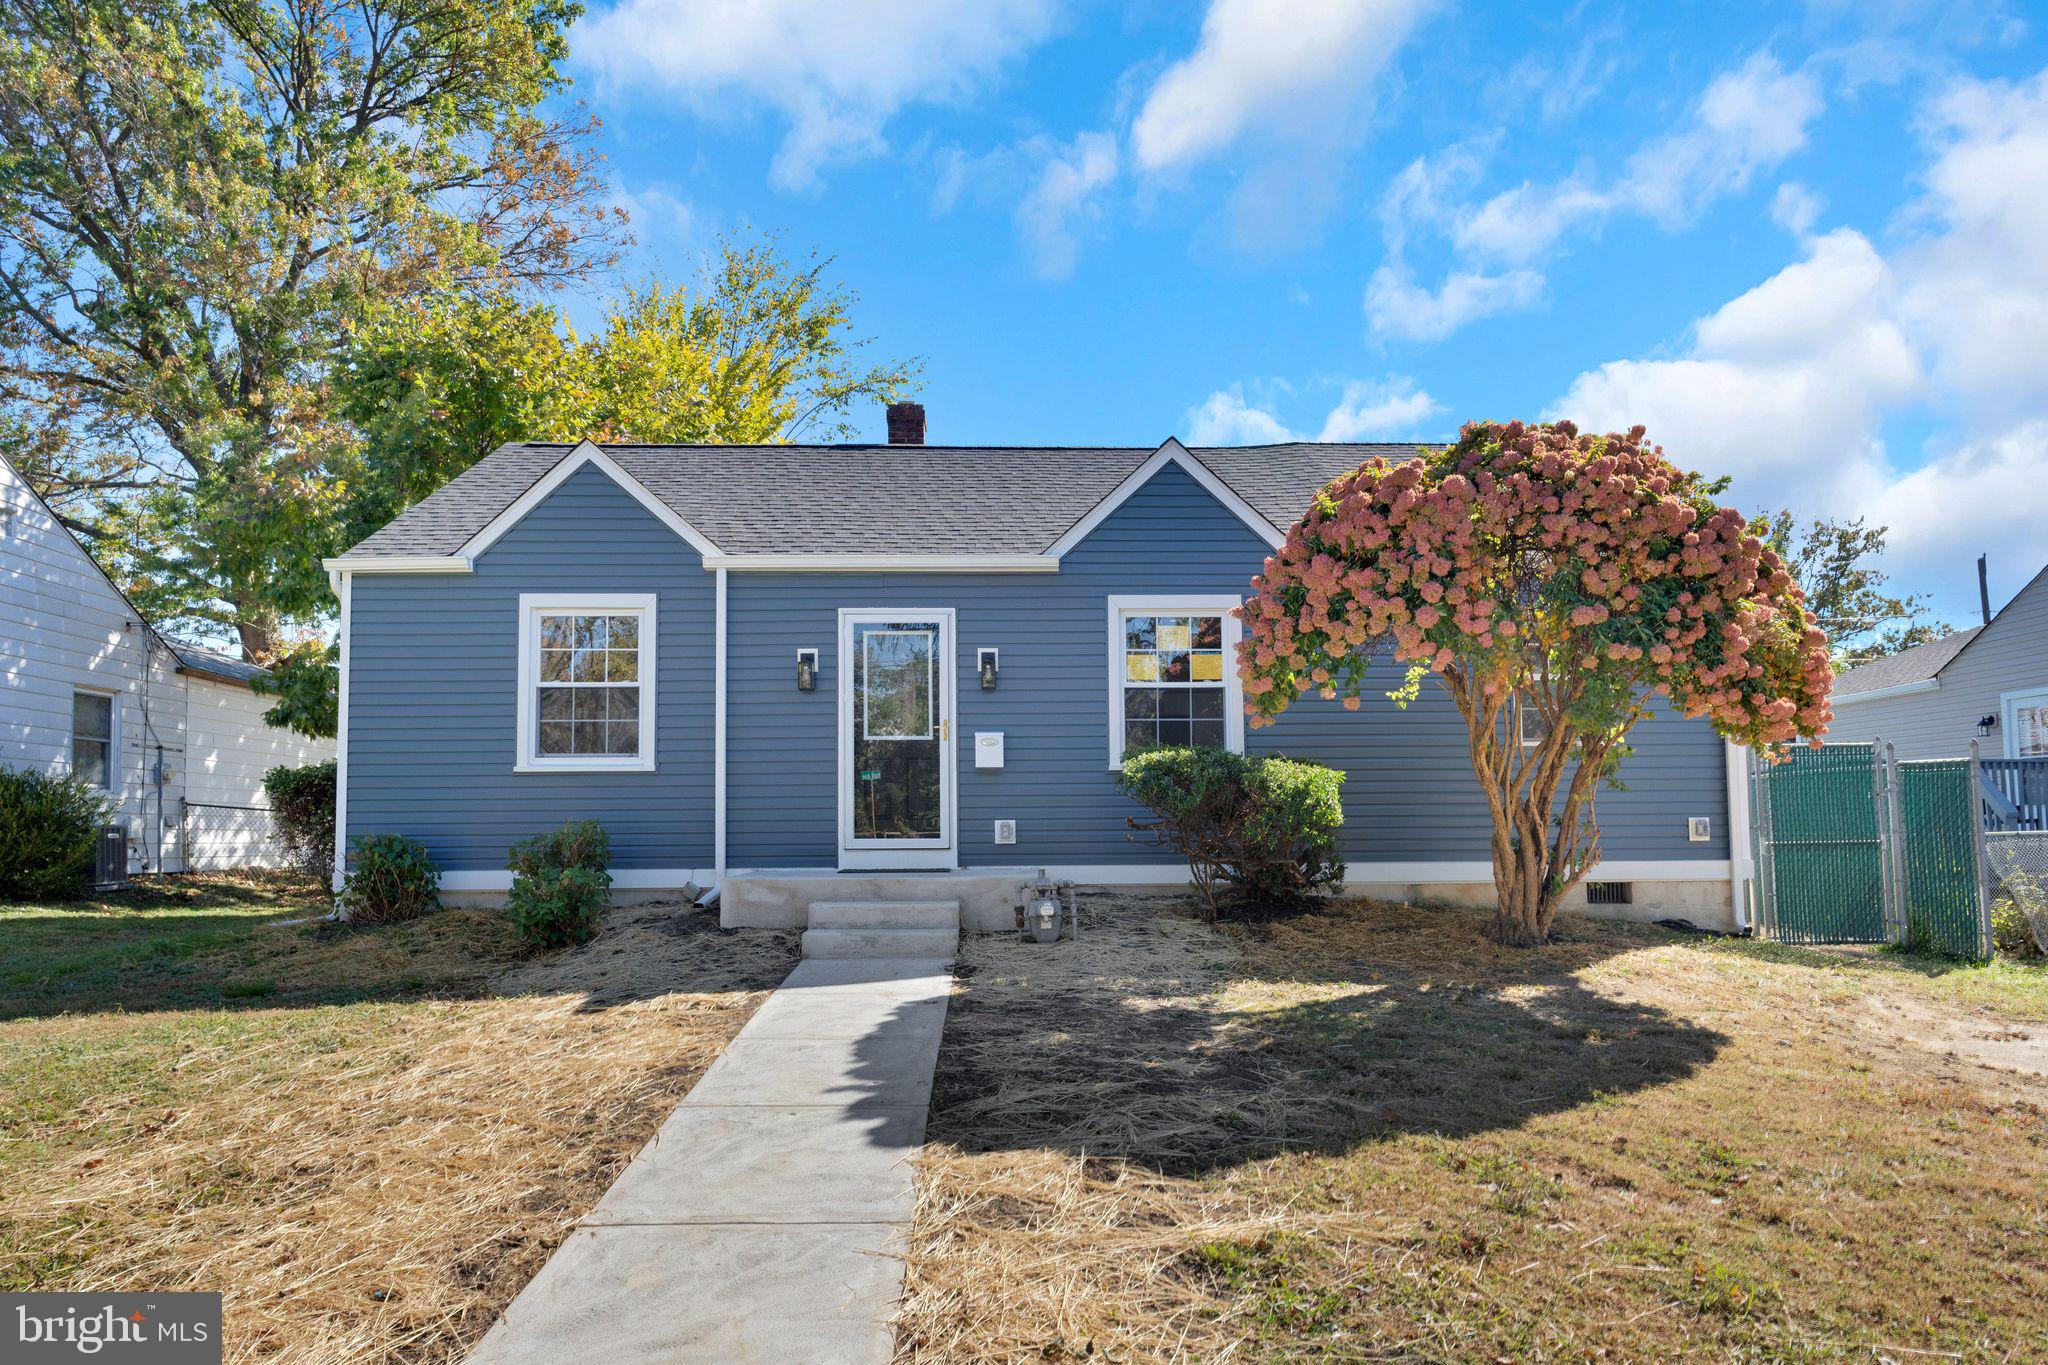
[{"left": 886, "top": 402, "right": 926, "bottom": 445}]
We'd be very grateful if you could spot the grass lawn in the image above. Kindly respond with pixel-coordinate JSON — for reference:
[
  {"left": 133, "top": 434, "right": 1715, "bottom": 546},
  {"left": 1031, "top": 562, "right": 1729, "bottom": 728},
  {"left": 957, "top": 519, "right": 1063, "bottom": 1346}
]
[
  {"left": 900, "top": 898, "right": 2048, "bottom": 1362},
  {"left": 0, "top": 875, "right": 798, "bottom": 1364}
]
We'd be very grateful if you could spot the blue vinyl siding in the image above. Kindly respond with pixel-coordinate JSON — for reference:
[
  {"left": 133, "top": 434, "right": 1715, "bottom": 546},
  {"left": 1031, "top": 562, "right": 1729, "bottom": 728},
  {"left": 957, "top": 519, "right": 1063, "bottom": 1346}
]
[
  {"left": 347, "top": 458, "right": 1729, "bottom": 875},
  {"left": 727, "top": 461, "right": 1731, "bottom": 867},
  {"left": 345, "top": 465, "right": 714, "bottom": 871}
]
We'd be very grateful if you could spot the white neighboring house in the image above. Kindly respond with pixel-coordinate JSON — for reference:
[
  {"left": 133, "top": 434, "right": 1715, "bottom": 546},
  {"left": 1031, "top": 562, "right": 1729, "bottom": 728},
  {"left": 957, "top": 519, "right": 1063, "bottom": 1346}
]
[
  {"left": 0, "top": 454, "right": 334, "bottom": 875},
  {"left": 1826, "top": 559, "right": 2048, "bottom": 761}
]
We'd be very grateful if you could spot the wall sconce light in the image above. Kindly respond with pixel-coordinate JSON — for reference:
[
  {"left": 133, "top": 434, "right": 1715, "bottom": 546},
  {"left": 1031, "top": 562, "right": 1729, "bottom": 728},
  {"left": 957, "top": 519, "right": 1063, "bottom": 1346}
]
[
  {"left": 796, "top": 648, "right": 819, "bottom": 692},
  {"left": 1977, "top": 713, "right": 1998, "bottom": 738},
  {"left": 978, "top": 648, "right": 999, "bottom": 691}
]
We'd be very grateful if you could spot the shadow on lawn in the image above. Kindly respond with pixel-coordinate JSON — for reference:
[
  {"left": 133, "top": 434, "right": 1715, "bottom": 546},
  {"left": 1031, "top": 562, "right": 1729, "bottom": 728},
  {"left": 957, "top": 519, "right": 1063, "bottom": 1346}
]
[{"left": 924, "top": 898, "right": 1727, "bottom": 1175}]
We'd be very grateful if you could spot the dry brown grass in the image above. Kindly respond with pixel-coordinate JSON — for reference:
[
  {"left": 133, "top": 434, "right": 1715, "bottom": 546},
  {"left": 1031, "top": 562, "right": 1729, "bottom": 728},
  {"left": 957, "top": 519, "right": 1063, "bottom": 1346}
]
[
  {"left": 0, "top": 897, "right": 797, "bottom": 1363},
  {"left": 898, "top": 896, "right": 2048, "bottom": 1362}
]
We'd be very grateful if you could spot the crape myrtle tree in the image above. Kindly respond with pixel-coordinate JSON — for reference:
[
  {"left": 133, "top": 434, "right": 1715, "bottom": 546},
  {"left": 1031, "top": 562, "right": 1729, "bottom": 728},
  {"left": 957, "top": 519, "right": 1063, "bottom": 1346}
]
[{"left": 1237, "top": 420, "right": 1835, "bottom": 947}]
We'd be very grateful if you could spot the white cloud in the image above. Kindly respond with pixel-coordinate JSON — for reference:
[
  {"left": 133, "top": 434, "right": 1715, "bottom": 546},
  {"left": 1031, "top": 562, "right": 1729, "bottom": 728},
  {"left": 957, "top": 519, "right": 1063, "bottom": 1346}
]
[
  {"left": 1186, "top": 386, "right": 1296, "bottom": 445},
  {"left": 1865, "top": 420, "right": 2048, "bottom": 570},
  {"left": 1550, "top": 229, "right": 1920, "bottom": 500},
  {"left": 1549, "top": 65, "right": 2048, "bottom": 606},
  {"left": 1377, "top": 51, "right": 1825, "bottom": 340},
  {"left": 1131, "top": 0, "right": 1433, "bottom": 173},
  {"left": 1316, "top": 378, "right": 1443, "bottom": 439},
  {"left": 1378, "top": 139, "right": 1493, "bottom": 254},
  {"left": 1621, "top": 53, "right": 1824, "bottom": 224},
  {"left": 1771, "top": 181, "right": 1826, "bottom": 233},
  {"left": 1453, "top": 178, "right": 1609, "bottom": 264},
  {"left": 1014, "top": 132, "right": 1119, "bottom": 279},
  {"left": 576, "top": 0, "right": 1056, "bottom": 190},
  {"left": 1365, "top": 263, "right": 1544, "bottom": 342},
  {"left": 1896, "top": 66, "right": 2048, "bottom": 413},
  {"left": 1185, "top": 376, "right": 1440, "bottom": 444},
  {"left": 610, "top": 178, "right": 699, "bottom": 244}
]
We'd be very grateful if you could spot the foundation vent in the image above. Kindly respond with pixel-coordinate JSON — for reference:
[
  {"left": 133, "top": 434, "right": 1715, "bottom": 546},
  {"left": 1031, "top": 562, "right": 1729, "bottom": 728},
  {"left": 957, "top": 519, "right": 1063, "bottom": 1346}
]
[{"left": 1585, "top": 881, "right": 1633, "bottom": 906}]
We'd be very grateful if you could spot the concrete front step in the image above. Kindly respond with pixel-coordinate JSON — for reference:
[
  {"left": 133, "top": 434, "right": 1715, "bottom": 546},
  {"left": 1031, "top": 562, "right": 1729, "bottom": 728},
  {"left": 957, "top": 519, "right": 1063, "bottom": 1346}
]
[
  {"left": 807, "top": 899, "right": 960, "bottom": 931},
  {"left": 801, "top": 926, "right": 958, "bottom": 960}
]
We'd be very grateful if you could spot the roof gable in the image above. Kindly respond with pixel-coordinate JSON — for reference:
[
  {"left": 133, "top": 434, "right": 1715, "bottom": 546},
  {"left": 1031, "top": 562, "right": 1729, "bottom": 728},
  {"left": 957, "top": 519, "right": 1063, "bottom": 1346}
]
[
  {"left": 331, "top": 437, "right": 1419, "bottom": 568},
  {"left": 1833, "top": 558, "right": 2048, "bottom": 704},
  {"left": 461, "top": 441, "right": 723, "bottom": 561},
  {"left": 1045, "top": 440, "right": 1283, "bottom": 557}
]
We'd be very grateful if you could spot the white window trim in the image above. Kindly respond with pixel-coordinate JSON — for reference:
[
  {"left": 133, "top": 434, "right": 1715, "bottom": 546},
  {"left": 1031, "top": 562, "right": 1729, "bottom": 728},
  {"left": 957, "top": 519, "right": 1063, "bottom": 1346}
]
[
  {"left": 515, "top": 592, "right": 658, "bottom": 773},
  {"left": 2001, "top": 685, "right": 2048, "bottom": 760},
  {"left": 1105, "top": 594, "right": 1245, "bottom": 770},
  {"left": 70, "top": 686, "right": 119, "bottom": 791}
]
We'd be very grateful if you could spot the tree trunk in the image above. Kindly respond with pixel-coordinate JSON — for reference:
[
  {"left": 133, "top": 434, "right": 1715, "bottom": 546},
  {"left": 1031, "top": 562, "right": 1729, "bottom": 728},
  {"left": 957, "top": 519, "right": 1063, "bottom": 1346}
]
[
  {"left": 1490, "top": 839, "right": 1553, "bottom": 946},
  {"left": 236, "top": 612, "right": 280, "bottom": 664}
]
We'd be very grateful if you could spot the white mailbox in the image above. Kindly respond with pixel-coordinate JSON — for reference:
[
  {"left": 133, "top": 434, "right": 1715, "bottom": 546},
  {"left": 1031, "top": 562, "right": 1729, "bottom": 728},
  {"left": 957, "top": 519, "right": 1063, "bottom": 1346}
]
[{"left": 974, "top": 731, "right": 1005, "bottom": 769}]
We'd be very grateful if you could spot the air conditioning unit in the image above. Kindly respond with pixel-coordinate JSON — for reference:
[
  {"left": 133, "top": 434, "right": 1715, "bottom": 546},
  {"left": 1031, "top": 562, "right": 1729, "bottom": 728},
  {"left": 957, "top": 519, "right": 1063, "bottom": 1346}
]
[{"left": 93, "top": 825, "right": 129, "bottom": 891}]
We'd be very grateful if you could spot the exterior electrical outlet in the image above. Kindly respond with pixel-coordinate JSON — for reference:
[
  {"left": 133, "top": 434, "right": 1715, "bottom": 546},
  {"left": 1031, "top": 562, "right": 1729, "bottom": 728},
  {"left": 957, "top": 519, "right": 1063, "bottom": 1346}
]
[{"left": 994, "top": 819, "right": 1016, "bottom": 845}]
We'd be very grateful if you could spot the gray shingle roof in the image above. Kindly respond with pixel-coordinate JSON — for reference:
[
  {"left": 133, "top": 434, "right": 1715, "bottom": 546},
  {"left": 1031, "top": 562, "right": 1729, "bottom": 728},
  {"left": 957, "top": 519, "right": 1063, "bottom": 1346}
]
[
  {"left": 1832, "top": 626, "right": 1982, "bottom": 697},
  {"left": 340, "top": 440, "right": 1427, "bottom": 559},
  {"left": 165, "top": 636, "right": 271, "bottom": 687}
]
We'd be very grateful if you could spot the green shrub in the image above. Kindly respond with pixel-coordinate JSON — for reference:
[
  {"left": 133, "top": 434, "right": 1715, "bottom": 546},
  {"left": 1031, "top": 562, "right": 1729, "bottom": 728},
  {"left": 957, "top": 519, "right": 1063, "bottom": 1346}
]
[
  {"left": 340, "top": 833, "right": 439, "bottom": 923},
  {"left": 1116, "top": 747, "right": 1345, "bottom": 917},
  {"left": 1991, "top": 873, "right": 2046, "bottom": 959},
  {"left": 0, "top": 766, "right": 113, "bottom": 900},
  {"left": 262, "top": 759, "right": 337, "bottom": 887},
  {"left": 507, "top": 819, "right": 610, "bottom": 879},
  {"left": 509, "top": 866, "right": 611, "bottom": 949},
  {"left": 507, "top": 820, "right": 612, "bottom": 949}
]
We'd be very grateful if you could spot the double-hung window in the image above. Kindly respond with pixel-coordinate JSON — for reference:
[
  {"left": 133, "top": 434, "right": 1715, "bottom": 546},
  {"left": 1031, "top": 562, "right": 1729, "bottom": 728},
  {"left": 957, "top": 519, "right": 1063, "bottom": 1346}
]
[
  {"left": 1106, "top": 595, "right": 1244, "bottom": 768},
  {"left": 516, "top": 593, "right": 657, "bottom": 772},
  {"left": 72, "top": 691, "right": 114, "bottom": 788}
]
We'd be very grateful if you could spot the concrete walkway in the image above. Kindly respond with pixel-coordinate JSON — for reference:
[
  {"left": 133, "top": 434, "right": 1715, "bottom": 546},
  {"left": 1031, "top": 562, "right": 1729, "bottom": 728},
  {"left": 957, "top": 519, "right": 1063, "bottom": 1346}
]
[{"left": 467, "top": 957, "right": 952, "bottom": 1365}]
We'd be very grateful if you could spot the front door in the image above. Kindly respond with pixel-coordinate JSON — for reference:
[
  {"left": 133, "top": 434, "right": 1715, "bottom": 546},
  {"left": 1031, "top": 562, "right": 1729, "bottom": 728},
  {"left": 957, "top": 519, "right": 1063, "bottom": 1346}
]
[{"left": 838, "top": 610, "right": 955, "bottom": 868}]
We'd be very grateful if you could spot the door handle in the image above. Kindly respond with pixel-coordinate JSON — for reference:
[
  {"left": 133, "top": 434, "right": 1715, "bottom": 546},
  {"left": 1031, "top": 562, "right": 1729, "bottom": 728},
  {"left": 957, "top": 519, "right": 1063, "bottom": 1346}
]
[{"left": 940, "top": 719, "right": 949, "bottom": 742}]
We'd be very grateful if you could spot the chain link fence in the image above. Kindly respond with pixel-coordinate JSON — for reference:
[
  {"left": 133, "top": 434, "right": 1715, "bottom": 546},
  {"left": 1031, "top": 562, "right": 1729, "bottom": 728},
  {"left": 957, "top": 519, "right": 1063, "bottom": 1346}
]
[
  {"left": 1986, "top": 830, "right": 2048, "bottom": 956},
  {"left": 181, "top": 802, "right": 289, "bottom": 872}
]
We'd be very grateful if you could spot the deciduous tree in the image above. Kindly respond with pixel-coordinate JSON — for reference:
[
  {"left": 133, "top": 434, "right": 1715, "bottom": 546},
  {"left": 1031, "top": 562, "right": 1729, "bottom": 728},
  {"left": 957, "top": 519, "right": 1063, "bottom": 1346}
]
[
  {"left": 0, "top": 0, "right": 621, "bottom": 656},
  {"left": 1759, "top": 511, "right": 1948, "bottom": 667},
  {"left": 1238, "top": 421, "right": 1834, "bottom": 946}
]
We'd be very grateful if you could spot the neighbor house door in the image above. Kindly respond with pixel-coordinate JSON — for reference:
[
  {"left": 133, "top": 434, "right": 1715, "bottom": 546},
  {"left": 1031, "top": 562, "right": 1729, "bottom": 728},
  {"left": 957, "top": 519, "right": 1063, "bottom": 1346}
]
[{"left": 837, "top": 609, "right": 956, "bottom": 869}]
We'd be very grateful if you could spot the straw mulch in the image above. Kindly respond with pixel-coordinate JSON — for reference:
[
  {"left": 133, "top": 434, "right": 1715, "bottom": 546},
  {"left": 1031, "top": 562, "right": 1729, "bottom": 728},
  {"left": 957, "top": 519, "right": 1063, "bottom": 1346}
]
[
  {"left": 0, "top": 900, "right": 796, "bottom": 1363},
  {"left": 896, "top": 896, "right": 2048, "bottom": 1362}
]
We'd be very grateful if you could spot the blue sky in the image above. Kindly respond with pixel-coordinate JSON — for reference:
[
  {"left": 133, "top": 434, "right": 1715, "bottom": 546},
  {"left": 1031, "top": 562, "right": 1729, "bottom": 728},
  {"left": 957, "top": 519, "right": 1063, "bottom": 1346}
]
[{"left": 557, "top": 0, "right": 2048, "bottom": 625}]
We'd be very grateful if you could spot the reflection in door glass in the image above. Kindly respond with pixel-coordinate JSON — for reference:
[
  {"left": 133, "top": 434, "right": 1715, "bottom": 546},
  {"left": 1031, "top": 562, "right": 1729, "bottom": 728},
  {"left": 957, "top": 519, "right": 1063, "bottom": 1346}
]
[{"left": 853, "top": 621, "right": 942, "bottom": 839}]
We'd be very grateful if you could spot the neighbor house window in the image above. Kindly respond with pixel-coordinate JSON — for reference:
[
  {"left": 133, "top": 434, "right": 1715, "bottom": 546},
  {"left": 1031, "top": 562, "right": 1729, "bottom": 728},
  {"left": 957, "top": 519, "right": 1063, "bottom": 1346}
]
[
  {"left": 72, "top": 691, "right": 114, "bottom": 789},
  {"left": 515, "top": 593, "right": 657, "bottom": 772},
  {"left": 1106, "top": 595, "right": 1244, "bottom": 768},
  {"left": 2007, "top": 687, "right": 2048, "bottom": 759}
]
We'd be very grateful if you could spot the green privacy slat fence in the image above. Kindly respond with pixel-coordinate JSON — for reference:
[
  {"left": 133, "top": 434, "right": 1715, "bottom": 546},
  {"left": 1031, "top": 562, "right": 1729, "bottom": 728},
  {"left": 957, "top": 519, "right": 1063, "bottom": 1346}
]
[
  {"left": 1897, "top": 759, "right": 1990, "bottom": 959},
  {"left": 1757, "top": 743, "right": 1888, "bottom": 945}
]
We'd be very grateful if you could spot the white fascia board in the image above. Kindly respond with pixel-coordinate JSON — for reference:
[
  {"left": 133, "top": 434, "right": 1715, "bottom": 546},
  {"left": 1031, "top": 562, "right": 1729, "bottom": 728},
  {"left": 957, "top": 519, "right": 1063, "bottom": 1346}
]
[
  {"left": 1044, "top": 438, "right": 1286, "bottom": 559},
  {"left": 322, "top": 555, "right": 474, "bottom": 575},
  {"left": 1831, "top": 678, "right": 1941, "bottom": 706},
  {"left": 458, "top": 440, "right": 725, "bottom": 562},
  {"left": 703, "top": 553, "right": 1057, "bottom": 573}
]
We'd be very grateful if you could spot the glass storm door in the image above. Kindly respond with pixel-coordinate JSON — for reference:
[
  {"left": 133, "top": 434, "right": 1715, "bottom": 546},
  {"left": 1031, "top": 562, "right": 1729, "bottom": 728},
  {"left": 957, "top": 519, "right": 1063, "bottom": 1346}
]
[{"left": 839, "top": 610, "right": 955, "bottom": 867}]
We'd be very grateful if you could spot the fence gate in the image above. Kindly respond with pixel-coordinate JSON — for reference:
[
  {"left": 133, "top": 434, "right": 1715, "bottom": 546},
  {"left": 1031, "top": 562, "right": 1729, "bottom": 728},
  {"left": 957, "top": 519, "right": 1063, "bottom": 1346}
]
[
  {"left": 1894, "top": 759, "right": 1990, "bottom": 959},
  {"left": 1750, "top": 741, "right": 1993, "bottom": 958},
  {"left": 1752, "top": 742, "right": 1889, "bottom": 944}
]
